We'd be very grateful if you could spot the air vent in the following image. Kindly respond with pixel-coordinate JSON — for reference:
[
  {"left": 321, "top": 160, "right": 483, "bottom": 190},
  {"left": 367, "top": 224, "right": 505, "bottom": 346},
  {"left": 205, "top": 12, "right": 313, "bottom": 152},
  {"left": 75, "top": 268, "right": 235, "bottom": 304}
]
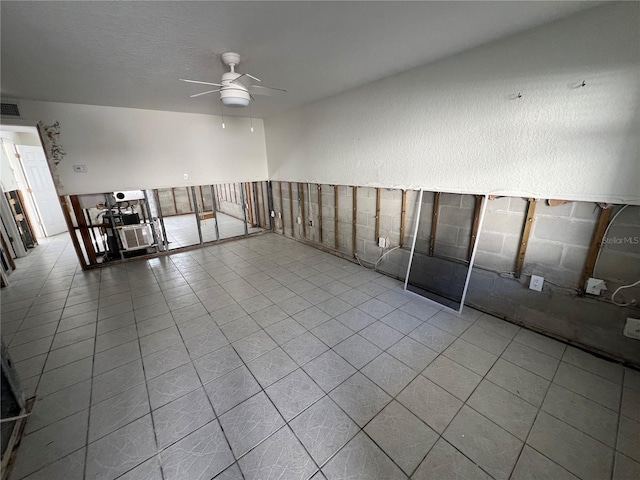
[{"left": 1, "top": 103, "right": 20, "bottom": 117}]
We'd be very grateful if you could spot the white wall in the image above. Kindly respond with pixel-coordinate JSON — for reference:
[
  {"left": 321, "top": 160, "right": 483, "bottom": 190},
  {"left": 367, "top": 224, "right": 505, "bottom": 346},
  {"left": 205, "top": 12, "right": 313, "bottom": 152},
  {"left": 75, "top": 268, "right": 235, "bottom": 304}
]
[
  {"left": 265, "top": 2, "right": 640, "bottom": 205},
  {"left": 11, "top": 100, "right": 268, "bottom": 195}
]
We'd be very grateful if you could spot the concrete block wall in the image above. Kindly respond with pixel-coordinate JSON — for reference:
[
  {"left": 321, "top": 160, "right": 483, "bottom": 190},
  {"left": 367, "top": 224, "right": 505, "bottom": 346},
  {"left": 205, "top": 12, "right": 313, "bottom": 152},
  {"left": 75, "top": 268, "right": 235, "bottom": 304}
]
[
  {"left": 596, "top": 205, "right": 640, "bottom": 300},
  {"left": 524, "top": 201, "right": 599, "bottom": 287},
  {"left": 271, "top": 182, "right": 640, "bottom": 365},
  {"left": 435, "top": 193, "right": 475, "bottom": 261},
  {"left": 474, "top": 196, "right": 526, "bottom": 273}
]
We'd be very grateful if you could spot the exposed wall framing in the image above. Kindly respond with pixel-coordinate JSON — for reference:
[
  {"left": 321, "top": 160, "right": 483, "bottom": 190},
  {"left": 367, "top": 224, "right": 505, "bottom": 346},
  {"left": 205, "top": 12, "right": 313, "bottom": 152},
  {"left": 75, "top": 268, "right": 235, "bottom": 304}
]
[
  {"left": 429, "top": 192, "right": 441, "bottom": 256},
  {"left": 334, "top": 185, "right": 339, "bottom": 250},
  {"left": 580, "top": 205, "right": 613, "bottom": 289},
  {"left": 515, "top": 198, "right": 538, "bottom": 278},
  {"left": 317, "top": 184, "right": 323, "bottom": 243},
  {"left": 352, "top": 186, "right": 357, "bottom": 257}
]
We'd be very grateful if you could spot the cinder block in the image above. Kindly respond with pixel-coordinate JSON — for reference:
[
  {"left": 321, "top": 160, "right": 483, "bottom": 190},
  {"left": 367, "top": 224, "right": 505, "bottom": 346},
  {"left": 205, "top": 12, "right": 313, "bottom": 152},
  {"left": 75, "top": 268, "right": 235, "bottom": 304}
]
[
  {"left": 380, "top": 189, "right": 402, "bottom": 201},
  {"left": 378, "top": 214, "right": 393, "bottom": 233},
  {"left": 482, "top": 211, "right": 525, "bottom": 236},
  {"left": 571, "top": 202, "right": 600, "bottom": 221},
  {"left": 536, "top": 201, "right": 573, "bottom": 217},
  {"left": 602, "top": 226, "right": 640, "bottom": 254},
  {"left": 501, "top": 235, "right": 521, "bottom": 258},
  {"left": 476, "top": 231, "right": 504, "bottom": 254},
  {"left": 435, "top": 243, "right": 467, "bottom": 262},
  {"left": 457, "top": 228, "right": 472, "bottom": 248},
  {"left": 561, "top": 246, "right": 589, "bottom": 272},
  {"left": 461, "top": 195, "right": 478, "bottom": 209},
  {"left": 356, "top": 211, "right": 369, "bottom": 226},
  {"left": 435, "top": 224, "right": 459, "bottom": 246},
  {"left": 474, "top": 251, "right": 516, "bottom": 273},
  {"left": 440, "top": 193, "right": 462, "bottom": 207},
  {"left": 597, "top": 251, "right": 640, "bottom": 281},
  {"left": 486, "top": 197, "right": 511, "bottom": 213},
  {"left": 524, "top": 241, "right": 563, "bottom": 266},
  {"left": 439, "top": 205, "right": 474, "bottom": 228},
  {"left": 508, "top": 197, "right": 528, "bottom": 214},
  {"left": 533, "top": 217, "right": 596, "bottom": 246},
  {"left": 358, "top": 196, "right": 376, "bottom": 212}
]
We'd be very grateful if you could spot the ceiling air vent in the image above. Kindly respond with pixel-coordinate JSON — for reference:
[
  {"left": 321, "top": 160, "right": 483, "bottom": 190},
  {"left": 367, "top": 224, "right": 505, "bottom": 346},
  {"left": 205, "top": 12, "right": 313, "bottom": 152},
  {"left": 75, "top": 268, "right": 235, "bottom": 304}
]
[{"left": 1, "top": 103, "right": 21, "bottom": 117}]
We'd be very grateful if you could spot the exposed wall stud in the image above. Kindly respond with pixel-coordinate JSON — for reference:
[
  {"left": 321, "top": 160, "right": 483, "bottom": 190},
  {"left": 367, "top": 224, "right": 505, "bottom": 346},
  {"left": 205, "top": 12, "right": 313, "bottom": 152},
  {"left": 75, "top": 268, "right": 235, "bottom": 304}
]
[
  {"left": 289, "top": 182, "right": 295, "bottom": 237},
  {"left": 399, "top": 190, "right": 407, "bottom": 247},
  {"left": 299, "top": 182, "right": 307, "bottom": 238},
  {"left": 334, "top": 185, "right": 339, "bottom": 250},
  {"left": 429, "top": 192, "right": 441, "bottom": 256},
  {"left": 374, "top": 188, "right": 381, "bottom": 241},
  {"left": 170, "top": 187, "right": 178, "bottom": 214},
  {"left": 260, "top": 181, "right": 268, "bottom": 228},
  {"left": 248, "top": 182, "right": 256, "bottom": 226},
  {"left": 468, "top": 195, "right": 485, "bottom": 261},
  {"left": 317, "top": 184, "right": 323, "bottom": 243},
  {"left": 352, "top": 186, "right": 357, "bottom": 257},
  {"left": 278, "top": 181, "right": 284, "bottom": 234},
  {"left": 69, "top": 195, "right": 97, "bottom": 265},
  {"left": 580, "top": 205, "right": 613, "bottom": 290},
  {"left": 515, "top": 198, "right": 538, "bottom": 278}
]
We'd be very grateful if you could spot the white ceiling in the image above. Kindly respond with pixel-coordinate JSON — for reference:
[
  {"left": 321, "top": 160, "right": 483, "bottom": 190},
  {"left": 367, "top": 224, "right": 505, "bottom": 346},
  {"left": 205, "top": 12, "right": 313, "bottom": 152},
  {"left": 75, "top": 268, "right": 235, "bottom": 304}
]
[{"left": 1, "top": 1, "right": 601, "bottom": 118}]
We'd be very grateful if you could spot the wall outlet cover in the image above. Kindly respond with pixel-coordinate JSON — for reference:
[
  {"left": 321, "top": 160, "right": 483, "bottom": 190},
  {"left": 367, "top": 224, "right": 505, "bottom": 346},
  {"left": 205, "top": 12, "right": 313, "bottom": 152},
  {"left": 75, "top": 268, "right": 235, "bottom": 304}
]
[
  {"left": 529, "top": 275, "right": 544, "bottom": 292},
  {"left": 378, "top": 237, "right": 387, "bottom": 248},
  {"left": 623, "top": 318, "right": 640, "bottom": 340},
  {"left": 270, "top": 211, "right": 275, "bottom": 218},
  {"left": 296, "top": 216, "right": 302, "bottom": 224},
  {"left": 585, "top": 278, "right": 607, "bottom": 296},
  {"left": 72, "top": 165, "right": 88, "bottom": 173}
]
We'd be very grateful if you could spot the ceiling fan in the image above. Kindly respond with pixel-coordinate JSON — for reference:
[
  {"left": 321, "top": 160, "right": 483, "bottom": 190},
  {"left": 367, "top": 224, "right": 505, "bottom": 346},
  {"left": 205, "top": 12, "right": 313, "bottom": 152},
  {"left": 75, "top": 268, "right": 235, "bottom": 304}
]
[{"left": 180, "top": 52, "right": 286, "bottom": 107}]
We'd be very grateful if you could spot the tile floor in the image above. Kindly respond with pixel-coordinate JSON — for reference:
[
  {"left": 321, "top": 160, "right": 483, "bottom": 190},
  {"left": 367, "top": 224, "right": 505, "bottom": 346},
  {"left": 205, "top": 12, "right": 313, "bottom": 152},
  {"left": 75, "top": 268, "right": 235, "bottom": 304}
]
[{"left": 1, "top": 233, "right": 639, "bottom": 480}]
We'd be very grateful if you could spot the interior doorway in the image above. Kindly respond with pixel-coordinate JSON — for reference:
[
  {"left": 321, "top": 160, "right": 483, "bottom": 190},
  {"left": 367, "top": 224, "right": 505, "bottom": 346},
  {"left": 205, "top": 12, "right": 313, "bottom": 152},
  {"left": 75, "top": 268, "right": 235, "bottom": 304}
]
[{"left": 0, "top": 125, "right": 66, "bottom": 240}]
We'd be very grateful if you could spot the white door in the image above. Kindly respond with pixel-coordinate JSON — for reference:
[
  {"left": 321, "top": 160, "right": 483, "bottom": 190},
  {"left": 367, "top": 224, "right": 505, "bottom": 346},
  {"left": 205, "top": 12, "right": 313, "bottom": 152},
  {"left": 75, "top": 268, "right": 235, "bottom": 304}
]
[{"left": 17, "top": 145, "right": 67, "bottom": 236}]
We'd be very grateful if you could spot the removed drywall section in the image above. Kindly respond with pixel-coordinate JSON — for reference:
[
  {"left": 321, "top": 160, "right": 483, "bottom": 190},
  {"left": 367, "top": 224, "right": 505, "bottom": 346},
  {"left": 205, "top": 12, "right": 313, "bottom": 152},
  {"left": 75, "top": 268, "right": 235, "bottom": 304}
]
[
  {"left": 12, "top": 100, "right": 268, "bottom": 195},
  {"left": 525, "top": 201, "right": 598, "bottom": 287},
  {"left": 475, "top": 197, "right": 527, "bottom": 273},
  {"left": 265, "top": 2, "right": 639, "bottom": 204},
  {"left": 272, "top": 182, "right": 640, "bottom": 365}
]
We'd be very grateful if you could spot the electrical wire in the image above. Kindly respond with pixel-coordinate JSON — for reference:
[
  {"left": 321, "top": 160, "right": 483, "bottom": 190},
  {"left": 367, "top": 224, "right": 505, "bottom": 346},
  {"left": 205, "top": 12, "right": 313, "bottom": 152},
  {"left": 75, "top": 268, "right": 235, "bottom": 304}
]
[{"left": 611, "top": 279, "right": 640, "bottom": 307}]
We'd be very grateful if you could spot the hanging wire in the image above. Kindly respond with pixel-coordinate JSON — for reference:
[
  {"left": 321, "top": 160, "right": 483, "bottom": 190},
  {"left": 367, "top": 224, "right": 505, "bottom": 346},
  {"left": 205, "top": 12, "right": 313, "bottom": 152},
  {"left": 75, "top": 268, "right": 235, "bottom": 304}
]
[{"left": 219, "top": 100, "right": 225, "bottom": 129}]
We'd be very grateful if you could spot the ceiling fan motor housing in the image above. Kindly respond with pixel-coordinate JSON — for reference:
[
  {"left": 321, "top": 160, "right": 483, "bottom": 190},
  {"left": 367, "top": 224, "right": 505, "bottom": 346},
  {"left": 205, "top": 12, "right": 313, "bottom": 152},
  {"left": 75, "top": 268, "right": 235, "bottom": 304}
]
[{"left": 220, "top": 64, "right": 250, "bottom": 107}]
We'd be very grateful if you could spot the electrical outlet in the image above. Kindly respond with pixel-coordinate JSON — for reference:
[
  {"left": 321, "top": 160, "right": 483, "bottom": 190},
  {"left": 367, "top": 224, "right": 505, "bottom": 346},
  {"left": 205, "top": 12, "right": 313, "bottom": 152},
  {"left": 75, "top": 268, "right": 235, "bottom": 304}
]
[
  {"left": 529, "top": 275, "right": 544, "bottom": 292},
  {"left": 183, "top": 173, "right": 189, "bottom": 180},
  {"left": 296, "top": 217, "right": 302, "bottom": 224},
  {"left": 308, "top": 220, "right": 313, "bottom": 227},
  {"left": 585, "top": 278, "right": 607, "bottom": 296},
  {"left": 270, "top": 211, "right": 275, "bottom": 218},
  {"left": 378, "top": 237, "right": 387, "bottom": 248},
  {"left": 73, "top": 165, "right": 88, "bottom": 173},
  {"left": 623, "top": 318, "right": 640, "bottom": 340},
  {"left": 278, "top": 212, "right": 281, "bottom": 219}
]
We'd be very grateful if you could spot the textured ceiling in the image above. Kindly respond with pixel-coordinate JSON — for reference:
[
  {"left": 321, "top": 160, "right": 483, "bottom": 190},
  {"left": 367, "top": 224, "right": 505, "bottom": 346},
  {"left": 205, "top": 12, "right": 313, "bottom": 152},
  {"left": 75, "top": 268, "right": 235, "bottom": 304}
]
[{"left": 1, "top": 1, "right": 600, "bottom": 118}]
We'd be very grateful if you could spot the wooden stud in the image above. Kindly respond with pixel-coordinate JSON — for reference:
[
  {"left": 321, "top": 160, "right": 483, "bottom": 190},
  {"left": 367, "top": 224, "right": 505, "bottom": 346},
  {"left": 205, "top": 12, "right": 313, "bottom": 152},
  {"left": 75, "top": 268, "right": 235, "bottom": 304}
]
[
  {"left": 548, "top": 199, "right": 572, "bottom": 207},
  {"left": 352, "top": 186, "right": 357, "bottom": 256},
  {"left": 247, "top": 183, "right": 255, "bottom": 226},
  {"left": 59, "top": 196, "right": 89, "bottom": 270},
  {"left": 515, "top": 199, "right": 538, "bottom": 278},
  {"left": 580, "top": 206, "right": 613, "bottom": 289},
  {"left": 170, "top": 188, "right": 178, "bottom": 215},
  {"left": 69, "top": 195, "right": 98, "bottom": 265},
  {"left": 467, "top": 196, "right": 485, "bottom": 261},
  {"left": 260, "top": 181, "right": 268, "bottom": 228},
  {"left": 0, "top": 231, "right": 16, "bottom": 270},
  {"left": 374, "top": 188, "right": 381, "bottom": 242},
  {"left": 289, "top": 182, "right": 295, "bottom": 237},
  {"left": 317, "top": 184, "right": 323, "bottom": 243},
  {"left": 186, "top": 186, "right": 193, "bottom": 212},
  {"left": 334, "top": 185, "right": 339, "bottom": 250},
  {"left": 429, "top": 192, "right": 441, "bottom": 256},
  {"left": 399, "top": 190, "right": 407, "bottom": 248},
  {"left": 299, "top": 182, "right": 307, "bottom": 238},
  {"left": 278, "top": 181, "right": 284, "bottom": 234}
]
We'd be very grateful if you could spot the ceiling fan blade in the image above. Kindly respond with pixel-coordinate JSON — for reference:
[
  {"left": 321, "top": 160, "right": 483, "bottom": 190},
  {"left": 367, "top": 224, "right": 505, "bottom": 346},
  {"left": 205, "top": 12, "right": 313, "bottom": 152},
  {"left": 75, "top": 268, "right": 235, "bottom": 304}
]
[
  {"left": 180, "top": 78, "right": 223, "bottom": 87},
  {"left": 249, "top": 85, "right": 287, "bottom": 96},
  {"left": 190, "top": 89, "right": 221, "bottom": 98},
  {"left": 230, "top": 73, "right": 261, "bottom": 88}
]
